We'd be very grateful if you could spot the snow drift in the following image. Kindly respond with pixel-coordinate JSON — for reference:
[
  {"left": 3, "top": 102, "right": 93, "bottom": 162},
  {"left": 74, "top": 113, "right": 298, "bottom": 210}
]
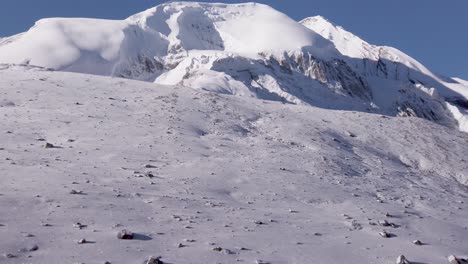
[{"left": 0, "top": 2, "right": 467, "bottom": 131}]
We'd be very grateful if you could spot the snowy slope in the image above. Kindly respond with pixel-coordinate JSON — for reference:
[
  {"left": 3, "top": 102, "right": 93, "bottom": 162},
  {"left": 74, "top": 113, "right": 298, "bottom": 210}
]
[
  {"left": 0, "top": 2, "right": 467, "bottom": 132},
  {"left": 0, "top": 64, "right": 467, "bottom": 264}
]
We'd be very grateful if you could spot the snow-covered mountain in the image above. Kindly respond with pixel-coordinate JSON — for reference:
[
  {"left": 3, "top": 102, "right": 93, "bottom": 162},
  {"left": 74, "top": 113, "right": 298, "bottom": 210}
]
[
  {"left": 1, "top": 3, "right": 468, "bottom": 264},
  {"left": 1, "top": 64, "right": 467, "bottom": 264},
  {"left": 0, "top": 2, "right": 466, "bottom": 132}
]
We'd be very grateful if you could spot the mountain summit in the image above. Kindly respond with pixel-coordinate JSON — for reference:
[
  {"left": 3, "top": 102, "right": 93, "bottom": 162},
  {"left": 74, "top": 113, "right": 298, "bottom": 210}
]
[{"left": 0, "top": 2, "right": 466, "bottom": 131}]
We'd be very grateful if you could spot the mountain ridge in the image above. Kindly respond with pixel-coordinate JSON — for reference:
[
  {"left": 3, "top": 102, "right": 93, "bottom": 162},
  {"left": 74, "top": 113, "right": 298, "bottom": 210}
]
[{"left": 0, "top": 1, "right": 466, "bottom": 131}]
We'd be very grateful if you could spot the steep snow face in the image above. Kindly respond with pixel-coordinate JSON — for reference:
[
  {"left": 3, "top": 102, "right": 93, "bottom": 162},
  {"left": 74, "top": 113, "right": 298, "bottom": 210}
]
[
  {"left": 301, "top": 16, "right": 468, "bottom": 132},
  {"left": 301, "top": 16, "right": 435, "bottom": 76},
  {"left": 0, "top": 2, "right": 466, "bottom": 132},
  {"left": 129, "top": 2, "right": 337, "bottom": 58}
]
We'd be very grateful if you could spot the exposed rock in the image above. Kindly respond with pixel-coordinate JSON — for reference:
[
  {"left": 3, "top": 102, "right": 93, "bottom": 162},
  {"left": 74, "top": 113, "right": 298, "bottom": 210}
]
[
  {"left": 378, "top": 220, "right": 391, "bottom": 227},
  {"left": 449, "top": 255, "right": 468, "bottom": 264},
  {"left": 145, "top": 256, "right": 163, "bottom": 264},
  {"left": 69, "top": 190, "right": 84, "bottom": 195},
  {"left": 412, "top": 240, "right": 422, "bottom": 245},
  {"left": 77, "top": 239, "right": 87, "bottom": 244},
  {"left": 396, "top": 255, "right": 410, "bottom": 264},
  {"left": 73, "top": 222, "right": 86, "bottom": 229},
  {"left": 3, "top": 253, "right": 16, "bottom": 258},
  {"left": 345, "top": 131, "right": 357, "bottom": 137},
  {"left": 117, "top": 230, "right": 134, "bottom": 240},
  {"left": 44, "top": 142, "right": 56, "bottom": 148},
  {"left": 379, "top": 231, "right": 390, "bottom": 238}
]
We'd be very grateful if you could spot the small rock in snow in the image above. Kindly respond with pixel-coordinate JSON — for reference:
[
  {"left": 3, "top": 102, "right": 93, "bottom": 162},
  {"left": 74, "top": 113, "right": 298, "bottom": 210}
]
[
  {"left": 69, "top": 190, "right": 84, "bottom": 195},
  {"left": 378, "top": 220, "right": 391, "bottom": 227},
  {"left": 396, "top": 255, "right": 410, "bottom": 264},
  {"left": 117, "top": 230, "right": 134, "bottom": 240},
  {"left": 412, "top": 240, "right": 422, "bottom": 245},
  {"left": 73, "top": 222, "right": 86, "bottom": 229},
  {"left": 345, "top": 131, "right": 357, "bottom": 137},
  {"left": 222, "top": 249, "right": 234, "bottom": 254},
  {"left": 77, "top": 239, "right": 87, "bottom": 244},
  {"left": 28, "top": 245, "right": 39, "bottom": 251},
  {"left": 3, "top": 253, "right": 16, "bottom": 258},
  {"left": 145, "top": 256, "right": 163, "bottom": 264},
  {"left": 44, "top": 143, "right": 57, "bottom": 148},
  {"left": 448, "top": 255, "right": 468, "bottom": 264},
  {"left": 379, "top": 231, "right": 390, "bottom": 238}
]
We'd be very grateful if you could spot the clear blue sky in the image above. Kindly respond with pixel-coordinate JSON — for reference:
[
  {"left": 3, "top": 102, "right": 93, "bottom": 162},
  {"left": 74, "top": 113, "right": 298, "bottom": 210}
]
[{"left": 0, "top": 0, "right": 466, "bottom": 79}]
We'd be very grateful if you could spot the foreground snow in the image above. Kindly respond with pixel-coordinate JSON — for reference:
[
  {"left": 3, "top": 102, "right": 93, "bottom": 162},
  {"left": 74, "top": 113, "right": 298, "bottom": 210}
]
[{"left": 0, "top": 65, "right": 467, "bottom": 263}]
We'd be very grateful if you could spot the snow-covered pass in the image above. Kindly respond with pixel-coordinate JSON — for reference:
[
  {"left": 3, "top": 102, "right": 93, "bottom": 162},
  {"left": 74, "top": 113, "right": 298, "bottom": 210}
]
[{"left": 0, "top": 2, "right": 467, "bottom": 264}]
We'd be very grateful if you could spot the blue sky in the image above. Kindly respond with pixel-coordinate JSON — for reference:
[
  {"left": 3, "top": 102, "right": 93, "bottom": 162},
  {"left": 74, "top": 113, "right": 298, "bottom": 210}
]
[{"left": 0, "top": 0, "right": 466, "bottom": 79}]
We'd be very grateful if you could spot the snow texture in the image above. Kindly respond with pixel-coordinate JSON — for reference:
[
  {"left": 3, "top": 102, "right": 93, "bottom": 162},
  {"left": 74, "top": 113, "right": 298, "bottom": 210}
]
[
  {"left": 0, "top": 4, "right": 468, "bottom": 262},
  {"left": 0, "top": 64, "right": 467, "bottom": 263}
]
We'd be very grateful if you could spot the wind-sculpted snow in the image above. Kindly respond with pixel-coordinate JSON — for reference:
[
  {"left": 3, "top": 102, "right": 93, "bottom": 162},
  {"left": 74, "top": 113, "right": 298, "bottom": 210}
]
[{"left": 0, "top": 2, "right": 467, "bottom": 132}]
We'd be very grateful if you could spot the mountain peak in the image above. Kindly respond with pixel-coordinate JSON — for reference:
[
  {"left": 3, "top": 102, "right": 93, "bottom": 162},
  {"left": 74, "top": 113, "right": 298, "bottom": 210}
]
[{"left": 0, "top": 1, "right": 466, "bottom": 132}]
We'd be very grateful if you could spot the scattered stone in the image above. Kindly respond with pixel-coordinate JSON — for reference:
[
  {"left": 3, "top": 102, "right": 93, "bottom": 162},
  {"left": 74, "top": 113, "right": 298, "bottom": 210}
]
[
  {"left": 449, "top": 255, "right": 468, "bottom": 264},
  {"left": 145, "top": 172, "right": 155, "bottom": 178},
  {"left": 23, "top": 233, "right": 35, "bottom": 238},
  {"left": 396, "top": 255, "right": 410, "bottom": 264},
  {"left": 145, "top": 256, "right": 163, "bottom": 264},
  {"left": 236, "top": 247, "right": 250, "bottom": 251},
  {"left": 73, "top": 222, "right": 87, "bottom": 229},
  {"left": 177, "top": 243, "right": 184, "bottom": 248},
  {"left": 145, "top": 164, "right": 157, "bottom": 168},
  {"left": 77, "top": 239, "right": 87, "bottom": 244},
  {"left": 379, "top": 231, "right": 390, "bottom": 238},
  {"left": 412, "top": 240, "right": 422, "bottom": 245},
  {"left": 449, "top": 255, "right": 459, "bottom": 264},
  {"left": 117, "top": 230, "right": 134, "bottom": 240},
  {"left": 69, "top": 190, "right": 84, "bottom": 195},
  {"left": 28, "top": 245, "right": 39, "bottom": 252},
  {"left": 212, "top": 247, "right": 223, "bottom": 252},
  {"left": 222, "top": 249, "right": 234, "bottom": 255},
  {"left": 254, "top": 220, "right": 265, "bottom": 225},
  {"left": 3, "top": 253, "right": 16, "bottom": 258},
  {"left": 19, "top": 244, "right": 39, "bottom": 252},
  {"left": 378, "top": 220, "right": 391, "bottom": 227},
  {"left": 346, "top": 131, "right": 357, "bottom": 137},
  {"left": 44, "top": 143, "right": 57, "bottom": 149}
]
